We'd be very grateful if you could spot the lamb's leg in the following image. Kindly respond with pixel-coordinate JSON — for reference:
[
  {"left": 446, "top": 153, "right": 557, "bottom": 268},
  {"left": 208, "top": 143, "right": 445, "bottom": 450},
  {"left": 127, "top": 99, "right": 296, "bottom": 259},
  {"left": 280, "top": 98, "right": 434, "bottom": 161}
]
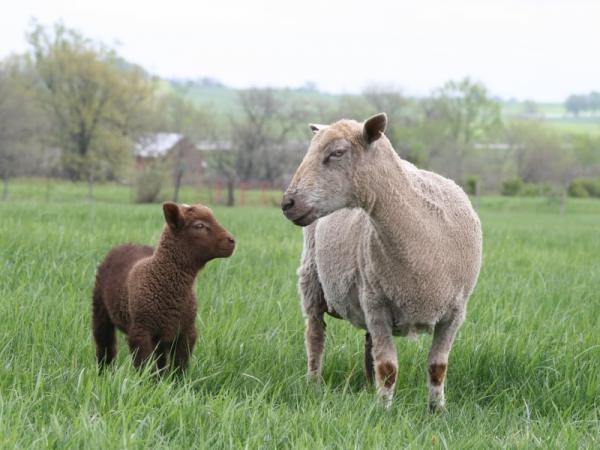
[
  {"left": 427, "top": 312, "right": 464, "bottom": 412},
  {"left": 127, "top": 326, "right": 154, "bottom": 370},
  {"left": 172, "top": 328, "right": 197, "bottom": 373},
  {"left": 364, "top": 332, "right": 375, "bottom": 385},
  {"left": 92, "top": 292, "right": 117, "bottom": 371},
  {"left": 365, "top": 304, "right": 397, "bottom": 408},
  {"left": 153, "top": 338, "right": 168, "bottom": 374}
]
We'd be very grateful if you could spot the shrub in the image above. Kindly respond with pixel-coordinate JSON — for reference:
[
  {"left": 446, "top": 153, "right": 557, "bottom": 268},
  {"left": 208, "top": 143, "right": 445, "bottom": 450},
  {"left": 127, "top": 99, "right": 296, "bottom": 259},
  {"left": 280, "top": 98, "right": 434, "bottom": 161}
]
[
  {"left": 134, "top": 169, "right": 163, "bottom": 203},
  {"left": 568, "top": 179, "right": 590, "bottom": 198},
  {"left": 464, "top": 176, "right": 481, "bottom": 196},
  {"left": 501, "top": 177, "right": 524, "bottom": 196},
  {"left": 520, "top": 183, "right": 553, "bottom": 197},
  {"left": 568, "top": 178, "right": 600, "bottom": 198}
]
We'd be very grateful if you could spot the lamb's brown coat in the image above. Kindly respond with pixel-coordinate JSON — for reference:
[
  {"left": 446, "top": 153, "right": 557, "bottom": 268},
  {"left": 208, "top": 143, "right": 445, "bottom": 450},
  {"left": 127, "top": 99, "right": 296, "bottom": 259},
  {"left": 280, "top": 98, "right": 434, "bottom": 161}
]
[{"left": 92, "top": 202, "right": 235, "bottom": 372}]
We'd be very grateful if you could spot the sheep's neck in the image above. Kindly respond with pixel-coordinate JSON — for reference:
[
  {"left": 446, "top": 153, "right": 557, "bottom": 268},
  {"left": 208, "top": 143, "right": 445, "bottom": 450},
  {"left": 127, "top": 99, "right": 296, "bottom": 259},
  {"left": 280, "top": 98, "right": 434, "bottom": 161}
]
[
  {"left": 354, "top": 145, "right": 423, "bottom": 259},
  {"left": 153, "top": 235, "right": 205, "bottom": 284}
]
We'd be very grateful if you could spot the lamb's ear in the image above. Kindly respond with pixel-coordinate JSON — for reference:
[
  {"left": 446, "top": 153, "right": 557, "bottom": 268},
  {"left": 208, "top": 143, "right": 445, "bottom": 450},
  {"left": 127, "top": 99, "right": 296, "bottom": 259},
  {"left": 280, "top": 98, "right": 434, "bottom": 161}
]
[
  {"left": 309, "top": 123, "right": 328, "bottom": 134},
  {"left": 363, "top": 113, "right": 387, "bottom": 145},
  {"left": 163, "top": 202, "right": 184, "bottom": 231}
]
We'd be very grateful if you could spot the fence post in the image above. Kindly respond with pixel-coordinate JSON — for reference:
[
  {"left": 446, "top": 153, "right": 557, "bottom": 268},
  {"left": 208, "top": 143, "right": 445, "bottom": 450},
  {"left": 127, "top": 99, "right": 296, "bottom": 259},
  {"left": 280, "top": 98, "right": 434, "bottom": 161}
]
[
  {"left": 215, "top": 179, "right": 222, "bottom": 205},
  {"left": 240, "top": 182, "right": 246, "bottom": 206}
]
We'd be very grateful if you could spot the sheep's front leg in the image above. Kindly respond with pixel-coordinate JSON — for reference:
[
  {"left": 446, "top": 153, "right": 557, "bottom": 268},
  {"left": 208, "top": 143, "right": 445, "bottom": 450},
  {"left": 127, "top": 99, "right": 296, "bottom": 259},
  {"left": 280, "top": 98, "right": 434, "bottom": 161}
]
[
  {"left": 305, "top": 314, "right": 326, "bottom": 381},
  {"left": 127, "top": 326, "right": 154, "bottom": 370},
  {"left": 365, "top": 304, "right": 397, "bottom": 408},
  {"left": 172, "top": 328, "right": 197, "bottom": 373},
  {"left": 298, "top": 249, "right": 327, "bottom": 382},
  {"left": 427, "top": 313, "right": 464, "bottom": 412}
]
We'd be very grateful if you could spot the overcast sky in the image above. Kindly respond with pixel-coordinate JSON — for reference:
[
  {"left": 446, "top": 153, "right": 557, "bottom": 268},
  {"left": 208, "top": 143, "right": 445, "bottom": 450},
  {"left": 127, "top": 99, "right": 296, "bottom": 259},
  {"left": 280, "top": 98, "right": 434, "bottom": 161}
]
[{"left": 1, "top": 0, "right": 598, "bottom": 101}]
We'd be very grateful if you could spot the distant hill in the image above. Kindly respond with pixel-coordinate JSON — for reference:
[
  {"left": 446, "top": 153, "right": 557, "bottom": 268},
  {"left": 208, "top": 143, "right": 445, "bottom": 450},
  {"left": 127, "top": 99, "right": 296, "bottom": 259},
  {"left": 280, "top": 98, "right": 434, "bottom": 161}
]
[{"left": 161, "top": 78, "right": 340, "bottom": 118}]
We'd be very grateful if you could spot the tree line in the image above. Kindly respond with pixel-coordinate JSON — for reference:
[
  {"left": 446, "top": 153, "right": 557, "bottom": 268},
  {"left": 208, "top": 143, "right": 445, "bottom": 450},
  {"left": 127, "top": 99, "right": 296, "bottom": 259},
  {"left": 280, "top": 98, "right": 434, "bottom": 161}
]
[{"left": 2, "top": 23, "right": 600, "bottom": 205}]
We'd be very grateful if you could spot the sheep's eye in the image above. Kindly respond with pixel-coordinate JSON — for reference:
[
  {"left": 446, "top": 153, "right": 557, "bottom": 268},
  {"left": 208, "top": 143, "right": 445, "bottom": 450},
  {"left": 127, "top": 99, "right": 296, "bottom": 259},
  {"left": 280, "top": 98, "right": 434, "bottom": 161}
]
[
  {"left": 324, "top": 149, "right": 346, "bottom": 163},
  {"left": 193, "top": 223, "right": 205, "bottom": 229}
]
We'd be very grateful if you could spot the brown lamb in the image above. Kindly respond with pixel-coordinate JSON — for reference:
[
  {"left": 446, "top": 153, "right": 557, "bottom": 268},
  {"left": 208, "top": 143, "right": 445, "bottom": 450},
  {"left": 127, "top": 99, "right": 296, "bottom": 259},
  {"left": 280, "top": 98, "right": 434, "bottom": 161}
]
[{"left": 92, "top": 202, "right": 235, "bottom": 373}]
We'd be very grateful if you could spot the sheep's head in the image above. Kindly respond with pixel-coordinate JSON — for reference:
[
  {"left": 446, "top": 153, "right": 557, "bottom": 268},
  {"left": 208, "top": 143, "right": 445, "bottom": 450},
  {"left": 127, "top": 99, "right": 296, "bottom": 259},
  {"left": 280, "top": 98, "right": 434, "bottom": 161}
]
[
  {"left": 281, "top": 113, "right": 387, "bottom": 226},
  {"left": 162, "top": 202, "right": 235, "bottom": 261}
]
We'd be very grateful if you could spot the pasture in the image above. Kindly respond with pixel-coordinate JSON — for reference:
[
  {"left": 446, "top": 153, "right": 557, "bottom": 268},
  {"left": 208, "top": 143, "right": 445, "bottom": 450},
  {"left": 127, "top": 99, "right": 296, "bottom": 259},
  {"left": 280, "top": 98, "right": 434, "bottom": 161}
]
[{"left": 0, "top": 182, "right": 599, "bottom": 448}]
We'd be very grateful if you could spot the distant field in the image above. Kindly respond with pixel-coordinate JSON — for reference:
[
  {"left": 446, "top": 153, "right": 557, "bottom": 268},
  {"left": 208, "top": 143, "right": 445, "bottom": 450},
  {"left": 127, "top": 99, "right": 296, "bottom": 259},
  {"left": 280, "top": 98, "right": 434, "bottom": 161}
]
[
  {"left": 1, "top": 183, "right": 599, "bottom": 447},
  {"left": 3, "top": 178, "right": 284, "bottom": 208},
  {"left": 545, "top": 119, "right": 600, "bottom": 136}
]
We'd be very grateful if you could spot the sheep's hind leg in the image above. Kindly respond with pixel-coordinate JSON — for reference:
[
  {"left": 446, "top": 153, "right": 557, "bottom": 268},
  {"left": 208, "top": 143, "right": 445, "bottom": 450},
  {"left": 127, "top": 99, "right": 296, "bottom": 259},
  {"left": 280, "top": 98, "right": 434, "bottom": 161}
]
[
  {"left": 427, "top": 312, "right": 464, "bottom": 412},
  {"left": 92, "top": 292, "right": 117, "bottom": 371},
  {"left": 364, "top": 332, "right": 375, "bottom": 385},
  {"left": 153, "top": 338, "right": 169, "bottom": 375}
]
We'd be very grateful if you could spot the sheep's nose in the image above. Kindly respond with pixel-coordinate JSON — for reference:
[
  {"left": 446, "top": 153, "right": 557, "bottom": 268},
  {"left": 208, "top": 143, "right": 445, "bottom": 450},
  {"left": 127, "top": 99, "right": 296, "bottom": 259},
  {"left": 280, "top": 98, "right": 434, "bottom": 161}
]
[
  {"left": 281, "top": 196, "right": 295, "bottom": 211},
  {"left": 227, "top": 237, "right": 235, "bottom": 245}
]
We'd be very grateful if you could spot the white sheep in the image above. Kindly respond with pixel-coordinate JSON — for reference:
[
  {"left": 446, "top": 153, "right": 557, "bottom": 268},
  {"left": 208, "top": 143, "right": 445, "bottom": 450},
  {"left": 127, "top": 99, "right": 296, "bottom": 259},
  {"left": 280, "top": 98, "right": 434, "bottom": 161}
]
[{"left": 281, "top": 113, "right": 482, "bottom": 410}]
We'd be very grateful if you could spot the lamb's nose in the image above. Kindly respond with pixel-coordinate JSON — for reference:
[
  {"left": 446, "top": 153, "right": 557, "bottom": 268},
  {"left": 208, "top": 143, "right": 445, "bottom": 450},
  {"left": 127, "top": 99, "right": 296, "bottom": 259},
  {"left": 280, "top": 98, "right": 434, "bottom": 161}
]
[
  {"left": 228, "top": 237, "right": 235, "bottom": 245},
  {"left": 281, "top": 196, "right": 295, "bottom": 211}
]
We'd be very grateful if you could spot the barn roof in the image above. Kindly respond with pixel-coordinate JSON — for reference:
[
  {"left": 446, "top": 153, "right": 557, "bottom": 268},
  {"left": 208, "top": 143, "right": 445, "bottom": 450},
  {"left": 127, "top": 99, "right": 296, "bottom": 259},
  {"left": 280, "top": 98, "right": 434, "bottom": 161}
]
[{"left": 134, "top": 133, "right": 183, "bottom": 158}]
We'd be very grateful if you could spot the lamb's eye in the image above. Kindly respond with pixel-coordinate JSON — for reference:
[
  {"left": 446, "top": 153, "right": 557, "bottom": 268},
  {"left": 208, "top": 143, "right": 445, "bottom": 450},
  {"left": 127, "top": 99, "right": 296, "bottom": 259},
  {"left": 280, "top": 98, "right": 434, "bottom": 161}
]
[
  {"left": 193, "top": 223, "right": 205, "bottom": 229},
  {"left": 325, "top": 149, "right": 346, "bottom": 163}
]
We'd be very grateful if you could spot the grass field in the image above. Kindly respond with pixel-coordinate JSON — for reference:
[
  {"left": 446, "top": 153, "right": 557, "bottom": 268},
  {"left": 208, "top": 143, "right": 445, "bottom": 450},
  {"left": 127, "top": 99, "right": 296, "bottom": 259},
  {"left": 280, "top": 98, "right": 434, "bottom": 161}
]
[{"left": 1, "top": 182, "right": 599, "bottom": 448}]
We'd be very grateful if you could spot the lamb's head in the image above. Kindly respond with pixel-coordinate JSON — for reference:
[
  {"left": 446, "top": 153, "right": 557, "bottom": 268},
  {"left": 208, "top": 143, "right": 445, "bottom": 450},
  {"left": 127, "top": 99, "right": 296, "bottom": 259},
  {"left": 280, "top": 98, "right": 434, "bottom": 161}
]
[
  {"left": 162, "top": 202, "right": 236, "bottom": 261},
  {"left": 282, "top": 113, "right": 388, "bottom": 226}
]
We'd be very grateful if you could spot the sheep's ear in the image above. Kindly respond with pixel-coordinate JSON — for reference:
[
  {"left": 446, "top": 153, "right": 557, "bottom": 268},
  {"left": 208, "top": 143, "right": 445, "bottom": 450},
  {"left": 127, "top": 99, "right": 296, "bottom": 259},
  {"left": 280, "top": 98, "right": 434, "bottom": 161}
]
[
  {"left": 363, "top": 113, "right": 387, "bottom": 145},
  {"left": 163, "top": 202, "right": 184, "bottom": 231},
  {"left": 309, "top": 123, "right": 328, "bottom": 134}
]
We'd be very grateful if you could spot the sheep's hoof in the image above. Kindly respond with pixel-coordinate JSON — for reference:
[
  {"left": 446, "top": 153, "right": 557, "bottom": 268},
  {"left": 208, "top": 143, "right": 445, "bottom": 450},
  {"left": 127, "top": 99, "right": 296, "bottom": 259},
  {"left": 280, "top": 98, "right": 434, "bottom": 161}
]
[
  {"left": 306, "top": 371, "right": 323, "bottom": 384},
  {"left": 377, "top": 390, "right": 394, "bottom": 410},
  {"left": 428, "top": 401, "right": 447, "bottom": 414}
]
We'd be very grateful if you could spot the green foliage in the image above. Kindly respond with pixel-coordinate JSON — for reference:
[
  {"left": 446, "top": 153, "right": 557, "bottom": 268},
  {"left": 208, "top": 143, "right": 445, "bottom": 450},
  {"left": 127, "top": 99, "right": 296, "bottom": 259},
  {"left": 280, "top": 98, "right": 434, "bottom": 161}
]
[
  {"left": 501, "top": 177, "right": 524, "bottom": 196},
  {"left": 464, "top": 175, "right": 481, "bottom": 195},
  {"left": 0, "top": 187, "right": 599, "bottom": 447},
  {"left": 568, "top": 178, "right": 600, "bottom": 198},
  {"left": 134, "top": 168, "right": 164, "bottom": 203},
  {"left": 27, "top": 22, "right": 155, "bottom": 181}
]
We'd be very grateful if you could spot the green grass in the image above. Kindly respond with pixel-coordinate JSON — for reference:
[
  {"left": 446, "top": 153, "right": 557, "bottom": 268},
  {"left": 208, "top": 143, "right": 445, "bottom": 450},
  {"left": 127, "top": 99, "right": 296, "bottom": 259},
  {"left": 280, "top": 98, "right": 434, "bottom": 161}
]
[{"left": 1, "top": 183, "right": 599, "bottom": 448}]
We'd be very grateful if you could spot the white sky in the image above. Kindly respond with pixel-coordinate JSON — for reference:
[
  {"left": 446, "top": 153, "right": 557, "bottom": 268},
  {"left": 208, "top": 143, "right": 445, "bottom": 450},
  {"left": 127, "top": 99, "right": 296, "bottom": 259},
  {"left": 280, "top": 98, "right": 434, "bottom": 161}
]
[{"left": 1, "top": 0, "right": 599, "bottom": 101}]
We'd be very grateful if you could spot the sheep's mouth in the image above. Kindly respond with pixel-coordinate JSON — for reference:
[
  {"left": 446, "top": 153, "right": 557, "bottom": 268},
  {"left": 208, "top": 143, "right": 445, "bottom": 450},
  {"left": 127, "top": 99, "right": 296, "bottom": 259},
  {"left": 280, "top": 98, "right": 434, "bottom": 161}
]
[
  {"left": 291, "top": 209, "right": 316, "bottom": 227},
  {"left": 217, "top": 244, "right": 235, "bottom": 256}
]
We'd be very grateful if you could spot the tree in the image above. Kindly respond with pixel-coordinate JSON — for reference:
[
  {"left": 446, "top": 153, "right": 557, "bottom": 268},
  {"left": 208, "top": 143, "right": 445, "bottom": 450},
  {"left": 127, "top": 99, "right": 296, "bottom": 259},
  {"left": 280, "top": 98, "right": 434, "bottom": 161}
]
[
  {"left": 362, "top": 84, "right": 407, "bottom": 151},
  {"left": 231, "top": 89, "right": 308, "bottom": 197},
  {"left": 506, "top": 121, "right": 573, "bottom": 186},
  {"left": 156, "top": 93, "right": 212, "bottom": 202},
  {"left": 399, "top": 78, "right": 502, "bottom": 182},
  {"left": 588, "top": 91, "right": 600, "bottom": 114},
  {"left": 27, "top": 22, "right": 155, "bottom": 198},
  {"left": 565, "top": 94, "right": 588, "bottom": 117},
  {"left": 0, "top": 57, "right": 47, "bottom": 199}
]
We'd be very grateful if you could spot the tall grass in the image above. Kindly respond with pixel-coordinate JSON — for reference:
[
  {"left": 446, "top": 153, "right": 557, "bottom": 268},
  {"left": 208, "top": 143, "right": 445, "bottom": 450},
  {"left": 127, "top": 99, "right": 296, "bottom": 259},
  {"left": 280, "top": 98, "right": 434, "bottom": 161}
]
[{"left": 0, "top": 185, "right": 598, "bottom": 448}]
